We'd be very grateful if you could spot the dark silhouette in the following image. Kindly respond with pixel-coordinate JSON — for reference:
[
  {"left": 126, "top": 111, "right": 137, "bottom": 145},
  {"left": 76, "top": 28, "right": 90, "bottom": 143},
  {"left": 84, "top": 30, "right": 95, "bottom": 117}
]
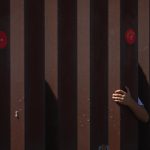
[
  {"left": 45, "top": 81, "right": 58, "bottom": 150},
  {"left": 138, "top": 65, "right": 150, "bottom": 149}
]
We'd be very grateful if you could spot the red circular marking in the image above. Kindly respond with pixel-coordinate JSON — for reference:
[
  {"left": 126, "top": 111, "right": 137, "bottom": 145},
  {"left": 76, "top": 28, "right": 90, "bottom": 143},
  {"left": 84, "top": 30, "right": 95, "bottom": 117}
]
[
  {"left": 125, "top": 29, "right": 136, "bottom": 45},
  {"left": 0, "top": 31, "right": 8, "bottom": 49}
]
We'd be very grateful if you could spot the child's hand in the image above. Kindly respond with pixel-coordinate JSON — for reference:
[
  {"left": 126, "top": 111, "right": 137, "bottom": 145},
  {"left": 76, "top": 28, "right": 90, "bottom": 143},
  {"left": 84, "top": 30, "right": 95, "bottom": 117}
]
[
  {"left": 112, "top": 87, "right": 149, "bottom": 123},
  {"left": 112, "top": 87, "right": 133, "bottom": 106}
]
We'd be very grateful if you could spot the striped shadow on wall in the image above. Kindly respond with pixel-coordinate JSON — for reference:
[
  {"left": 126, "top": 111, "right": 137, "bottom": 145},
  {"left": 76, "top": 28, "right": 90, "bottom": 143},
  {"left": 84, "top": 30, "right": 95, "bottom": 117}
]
[
  {"left": 0, "top": 0, "right": 10, "bottom": 149},
  {"left": 3, "top": 0, "right": 149, "bottom": 149},
  {"left": 45, "top": 0, "right": 108, "bottom": 149},
  {"left": 45, "top": 0, "right": 150, "bottom": 150}
]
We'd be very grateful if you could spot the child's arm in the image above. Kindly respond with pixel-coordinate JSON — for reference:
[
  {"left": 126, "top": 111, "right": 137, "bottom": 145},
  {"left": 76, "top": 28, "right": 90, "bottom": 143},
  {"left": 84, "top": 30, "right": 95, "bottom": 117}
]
[{"left": 112, "top": 88, "right": 149, "bottom": 123}]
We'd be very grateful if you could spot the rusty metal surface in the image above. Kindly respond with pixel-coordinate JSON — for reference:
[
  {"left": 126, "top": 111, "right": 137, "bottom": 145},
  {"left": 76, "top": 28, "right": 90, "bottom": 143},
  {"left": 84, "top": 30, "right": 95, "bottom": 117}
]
[
  {"left": 90, "top": 0, "right": 108, "bottom": 149},
  {"left": 25, "top": 0, "right": 45, "bottom": 149},
  {"left": 10, "top": 0, "right": 25, "bottom": 150},
  {"left": 120, "top": 0, "right": 138, "bottom": 149},
  {"left": 45, "top": 0, "right": 58, "bottom": 149},
  {"left": 0, "top": 0, "right": 10, "bottom": 149},
  {"left": 58, "top": 0, "right": 77, "bottom": 149},
  {"left": 77, "top": 0, "right": 90, "bottom": 149},
  {"left": 138, "top": 0, "right": 150, "bottom": 149},
  {"left": 108, "top": 0, "right": 121, "bottom": 149},
  {"left": 108, "top": 0, "right": 139, "bottom": 149},
  {"left": 45, "top": 0, "right": 58, "bottom": 96}
]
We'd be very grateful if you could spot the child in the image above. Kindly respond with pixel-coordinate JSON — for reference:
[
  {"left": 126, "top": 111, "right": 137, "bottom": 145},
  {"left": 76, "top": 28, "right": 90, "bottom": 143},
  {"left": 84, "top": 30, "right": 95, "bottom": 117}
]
[{"left": 112, "top": 87, "right": 149, "bottom": 123}]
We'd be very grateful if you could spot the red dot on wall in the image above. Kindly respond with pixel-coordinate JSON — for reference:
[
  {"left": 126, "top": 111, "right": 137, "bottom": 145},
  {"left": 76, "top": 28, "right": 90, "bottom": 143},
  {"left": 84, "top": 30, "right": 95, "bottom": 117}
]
[
  {"left": 125, "top": 28, "right": 136, "bottom": 45},
  {"left": 0, "top": 31, "right": 8, "bottom": 49}
]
